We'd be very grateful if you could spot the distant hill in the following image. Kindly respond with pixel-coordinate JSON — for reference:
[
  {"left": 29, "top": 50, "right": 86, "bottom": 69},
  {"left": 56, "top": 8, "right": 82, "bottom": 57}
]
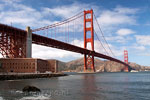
[{"left": 56, "top": 58, "right": 150, "bottom": 72}]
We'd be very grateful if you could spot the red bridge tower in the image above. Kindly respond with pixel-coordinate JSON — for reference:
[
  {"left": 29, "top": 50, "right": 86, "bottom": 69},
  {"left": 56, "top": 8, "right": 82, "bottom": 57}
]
[
  {"left": 84, "top": 9, "right": 95, "bottom": 72},
  {"left": 124, "top": 50, "right": 129, "bottom": 72}
]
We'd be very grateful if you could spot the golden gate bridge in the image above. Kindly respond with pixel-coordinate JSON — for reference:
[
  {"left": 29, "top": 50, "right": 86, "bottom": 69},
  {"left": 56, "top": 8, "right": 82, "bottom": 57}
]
[{"left": 0, "top": 9, "right": 130, "bottom": 72}]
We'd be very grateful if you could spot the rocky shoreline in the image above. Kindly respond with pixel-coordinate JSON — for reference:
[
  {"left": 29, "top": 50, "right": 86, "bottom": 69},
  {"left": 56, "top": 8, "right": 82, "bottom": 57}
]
[{"left": 0, "top": 73, "right": 67, "bottom": 81}]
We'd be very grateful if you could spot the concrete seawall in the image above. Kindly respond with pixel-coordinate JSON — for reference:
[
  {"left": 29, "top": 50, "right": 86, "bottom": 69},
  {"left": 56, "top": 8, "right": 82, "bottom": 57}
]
[{"left": 0, "top": 73, "right": 67, "bottom": 80}]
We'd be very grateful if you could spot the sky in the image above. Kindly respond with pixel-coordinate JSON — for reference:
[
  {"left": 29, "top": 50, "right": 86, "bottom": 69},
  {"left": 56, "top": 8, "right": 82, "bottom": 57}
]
[{"left": 0, "top": 0, "right": 150, "bottom": 66}]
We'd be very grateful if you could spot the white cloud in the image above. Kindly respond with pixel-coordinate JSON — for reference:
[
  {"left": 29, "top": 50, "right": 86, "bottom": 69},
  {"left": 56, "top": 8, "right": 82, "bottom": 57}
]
[
  {"left": 32, "top": 40, "right": 107, "bottom": 60},
  {"left": 0, "top": 1, "right": 142, "bottom": 63},
  {"left": 116, "top": 28, "right": 135, "bottom": 36},
  {"left": 94, "top": 6, "right": 138, "bottom": 46},
  {"left": 0, "top": 39, "right": 117, "bottom": 60},
  {"left": 136, "top": 52, "right": 150, "bottom": 56},
  {"left": 71, "top": 39, "right": 108, "bottom": 54},
  {"left": 145, "top": 21, "right": 150, "bottom": 26},
  {"left": 0, "top": 1, "right": 94, "bottom": 31},
  {"left": 97, "top": 6, "right": 138, "bottom": 27},
  {"left": 135, "top": 35, "right": 150, "bottom": 46},
  {"left": 32, "top": 44, "right": 82, "bottom": 59},
  {"left": 106, "top": 36, "right": 125, "bottom": 43},
  {"left": 0, "top": 1, "right": 54, "bottom": 28},
  {"left": 1, "top": 0, "right": 21, "bottom": 4},
  {"left": 0, "top": 54, "right": 2, "bottom": 58},
  {"left": 105, "top": 35, "right": 133, "bottom": 44},
  {"left": 131, "top": 44, "right": 146, "bottom": 51},
  {"left": 42, "top": 5, "right": 81, "bottom": 19},
  {"left": 43, "top": 2, "right": 98, "bottom": 19},
  {"left": 32, "top": 39, "right": 121, "bottom": 60},
  {"left": 114, "top": 6, "right": 139, "bottom": 14},
  {"left": 0, "top": 4, "right": 4, "bottom": 10},
  {"left": 110, "top": 47, "right": 124, "bottom": 57}
]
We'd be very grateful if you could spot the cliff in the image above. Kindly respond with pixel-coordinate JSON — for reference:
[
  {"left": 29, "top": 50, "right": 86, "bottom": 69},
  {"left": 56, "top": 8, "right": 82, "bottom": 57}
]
[{"left": 56, "top": 58, "right": 150, "bottom": 72}]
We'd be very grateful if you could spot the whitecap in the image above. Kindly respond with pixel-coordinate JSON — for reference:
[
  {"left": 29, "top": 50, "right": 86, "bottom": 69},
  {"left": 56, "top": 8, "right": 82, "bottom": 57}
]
[
  {"left": 15, "top": 90, "right": 23, "bottom": 93},
  {"left": 20, "top": 95, "right": 51, "bottom": 100},
  {"left": 0, "top": 97, "right": 3, "bottom": 100}
]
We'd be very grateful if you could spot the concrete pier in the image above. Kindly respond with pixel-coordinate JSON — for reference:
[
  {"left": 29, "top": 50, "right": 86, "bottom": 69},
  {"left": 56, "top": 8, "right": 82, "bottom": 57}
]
[{"left": 26, "top": 26, "right": 32, "bottom": 58}]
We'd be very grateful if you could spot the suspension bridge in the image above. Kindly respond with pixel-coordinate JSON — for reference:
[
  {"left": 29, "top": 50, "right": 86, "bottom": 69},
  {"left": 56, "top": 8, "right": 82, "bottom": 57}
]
[{"left": 0, "top": 9, "right": 130, "bottom": 72}]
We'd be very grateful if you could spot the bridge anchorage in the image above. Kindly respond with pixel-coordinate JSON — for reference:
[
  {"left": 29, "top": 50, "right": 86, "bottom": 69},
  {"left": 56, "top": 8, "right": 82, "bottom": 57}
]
[{"left": 0, "top": 9, "right": 130, "bottom": 73}]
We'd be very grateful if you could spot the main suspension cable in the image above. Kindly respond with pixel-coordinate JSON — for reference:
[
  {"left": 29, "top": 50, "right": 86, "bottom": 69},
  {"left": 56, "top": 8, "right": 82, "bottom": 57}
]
[
  {"left": 32, "top": 11, "right": 83, "bottom": 32},
  {"left": 93, "top": 12, "right": 115, "bottom": 57},
  {"left": 94, "top": 30, "right": 110, "bottom": 56}
]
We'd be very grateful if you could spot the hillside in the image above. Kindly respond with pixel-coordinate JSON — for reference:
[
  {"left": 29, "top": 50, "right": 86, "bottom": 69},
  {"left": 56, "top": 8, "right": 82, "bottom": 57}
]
[{"left": 56, "top": 58, "right": 150, "bottom": 72}]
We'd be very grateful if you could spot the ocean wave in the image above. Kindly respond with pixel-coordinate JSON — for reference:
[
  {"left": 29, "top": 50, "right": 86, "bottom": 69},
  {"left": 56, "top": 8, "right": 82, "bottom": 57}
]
[
  {"left": 20, "top": 95, "right": 51, "bottom": 100},
  {"left": 0, "top": 97, "right": 4, "bottom": 100},
  {"left": 15, "top": 90, "right": 23, "bottom": 94}
]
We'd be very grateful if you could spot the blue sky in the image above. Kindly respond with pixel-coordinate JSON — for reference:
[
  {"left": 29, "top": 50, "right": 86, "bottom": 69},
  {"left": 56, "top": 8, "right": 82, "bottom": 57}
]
[{"left": 0, "top": 0, "right": 150, "bottom": 66}]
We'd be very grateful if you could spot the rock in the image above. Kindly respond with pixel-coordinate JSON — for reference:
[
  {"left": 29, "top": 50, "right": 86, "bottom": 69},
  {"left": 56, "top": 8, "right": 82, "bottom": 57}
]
[{"left": 22, "top": 85, "right": 41, "bottom": 92}]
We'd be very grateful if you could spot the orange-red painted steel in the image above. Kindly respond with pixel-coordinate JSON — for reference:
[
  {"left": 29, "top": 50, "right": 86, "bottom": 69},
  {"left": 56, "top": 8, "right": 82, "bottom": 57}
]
[
  {"left": 32, "top": 33, "right": 129, "bottom": 67},
  {"left": 0, "top": 10, "right": 130, "bottom": 70},
  {"left": 0, "top": 23, "right": 26, "bottom": 58},
  {"left": 124, "top": 50, "right": 129, "bottom": 72},
  {"left": 0, "top": 23, "right": 129, "bottom": 68},
  {"left": 84, "top": 9, "right": 95, "bottom": 72}
]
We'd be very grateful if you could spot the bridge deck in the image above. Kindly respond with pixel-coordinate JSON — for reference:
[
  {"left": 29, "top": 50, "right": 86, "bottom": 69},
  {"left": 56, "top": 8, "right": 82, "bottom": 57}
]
[
  {"left": 0, "top": 23, "right": 129, "bottom": 67},
  {"left": 32, "top": 34, "right": 129, "bottom": 66}
]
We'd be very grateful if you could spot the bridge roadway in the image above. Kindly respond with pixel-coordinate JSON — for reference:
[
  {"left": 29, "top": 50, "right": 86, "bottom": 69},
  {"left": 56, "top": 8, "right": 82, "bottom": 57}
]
[
  {"left": 0, "top": 23, "right": 129, "bottom": 67},
  {"left": 32, "top": 34, "right": 129, "bottom": 67}
]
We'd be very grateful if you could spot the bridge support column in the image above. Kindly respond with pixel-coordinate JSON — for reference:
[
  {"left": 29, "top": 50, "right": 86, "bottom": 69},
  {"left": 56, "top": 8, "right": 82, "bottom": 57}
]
[
  {"left": 26, "top": 26, "right": 32, "bottom": 58},
  {"left": 124, "top": 50, "right": 129, "bottom": 72},
  {"left": 84, "top": 9, "right": 95, "bottom": 72}
]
